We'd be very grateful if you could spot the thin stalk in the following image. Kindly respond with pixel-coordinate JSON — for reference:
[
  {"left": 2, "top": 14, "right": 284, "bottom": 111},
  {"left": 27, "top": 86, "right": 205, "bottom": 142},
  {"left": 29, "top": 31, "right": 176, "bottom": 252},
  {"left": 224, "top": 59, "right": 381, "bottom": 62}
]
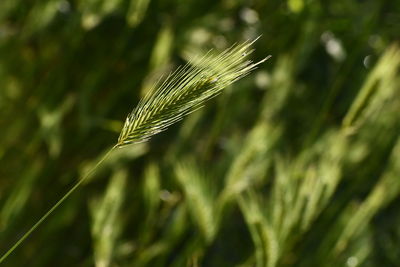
[{"left": 0, "top": 145, "right": 117, "bottom": 264}]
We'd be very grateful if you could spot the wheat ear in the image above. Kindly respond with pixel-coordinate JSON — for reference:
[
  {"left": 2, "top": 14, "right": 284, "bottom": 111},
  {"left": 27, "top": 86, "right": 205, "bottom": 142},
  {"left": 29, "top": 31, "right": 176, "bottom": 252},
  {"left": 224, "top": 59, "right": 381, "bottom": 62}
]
[
  {"left": 0, "top": 38, "right": 270, "bottom": 263},
  {"left": 117, "top": 37, "right": 271, "bottom": 146}
]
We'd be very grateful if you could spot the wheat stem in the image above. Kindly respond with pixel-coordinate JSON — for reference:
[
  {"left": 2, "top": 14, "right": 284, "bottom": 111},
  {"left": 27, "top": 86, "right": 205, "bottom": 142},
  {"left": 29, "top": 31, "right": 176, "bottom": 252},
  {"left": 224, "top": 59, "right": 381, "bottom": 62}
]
[
  {"left": 0, "top": 145, "right": 117, "bottom": 264},
  {"left": 0, "top": 38, "right": 268, "bottom": 263}
]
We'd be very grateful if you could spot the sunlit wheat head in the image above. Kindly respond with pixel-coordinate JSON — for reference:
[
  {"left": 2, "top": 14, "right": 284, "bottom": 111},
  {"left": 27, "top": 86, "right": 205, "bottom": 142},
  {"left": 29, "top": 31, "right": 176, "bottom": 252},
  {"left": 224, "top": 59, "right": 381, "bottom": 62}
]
[{"left": 117, "top": 38, "right": 270, "bottom": 147}]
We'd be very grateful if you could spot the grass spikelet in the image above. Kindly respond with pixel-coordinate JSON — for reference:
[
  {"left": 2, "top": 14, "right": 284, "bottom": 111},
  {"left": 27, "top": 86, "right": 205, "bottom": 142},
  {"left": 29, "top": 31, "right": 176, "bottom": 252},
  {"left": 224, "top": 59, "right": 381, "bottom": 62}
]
[
  {"left": 0, "top": 38, "right": 269, "bottom": 264},
  {"left": 117, "top": 38, "right": 270, "bottom": 147},
  {"left": 175, "top": 160, "right": 217, "bottom": 243}
]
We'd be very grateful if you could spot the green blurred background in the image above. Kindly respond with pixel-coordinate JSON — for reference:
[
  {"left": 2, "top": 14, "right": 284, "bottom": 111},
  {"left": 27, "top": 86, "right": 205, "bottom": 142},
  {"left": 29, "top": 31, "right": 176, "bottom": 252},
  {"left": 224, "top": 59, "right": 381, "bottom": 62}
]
[{"left": 1, "top": 0, "right": 400, "bottom": 266}]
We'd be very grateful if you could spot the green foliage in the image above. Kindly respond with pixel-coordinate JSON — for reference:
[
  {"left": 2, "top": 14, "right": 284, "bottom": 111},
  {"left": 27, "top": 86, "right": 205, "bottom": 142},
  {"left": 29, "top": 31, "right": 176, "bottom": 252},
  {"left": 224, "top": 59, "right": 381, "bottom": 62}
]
[{"left": 1, "top": 0, "right": 400, "bottom": 267}]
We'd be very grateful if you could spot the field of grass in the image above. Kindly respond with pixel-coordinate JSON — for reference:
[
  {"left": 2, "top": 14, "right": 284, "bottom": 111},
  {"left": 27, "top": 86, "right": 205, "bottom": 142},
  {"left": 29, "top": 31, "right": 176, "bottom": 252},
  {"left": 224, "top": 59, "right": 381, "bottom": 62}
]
[{"left": 1, "top": 0, "right": 400, "bottom": 266}]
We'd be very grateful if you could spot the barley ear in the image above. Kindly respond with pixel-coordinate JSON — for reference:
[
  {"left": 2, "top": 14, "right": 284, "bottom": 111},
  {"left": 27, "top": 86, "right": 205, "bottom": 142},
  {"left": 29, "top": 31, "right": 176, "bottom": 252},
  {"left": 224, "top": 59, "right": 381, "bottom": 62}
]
[
  {"left": 117, "top": 38, "right": 271, "bottom": 147},
  {"left": 0, "top": 38, "right": 269, "bottom": 264}
]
